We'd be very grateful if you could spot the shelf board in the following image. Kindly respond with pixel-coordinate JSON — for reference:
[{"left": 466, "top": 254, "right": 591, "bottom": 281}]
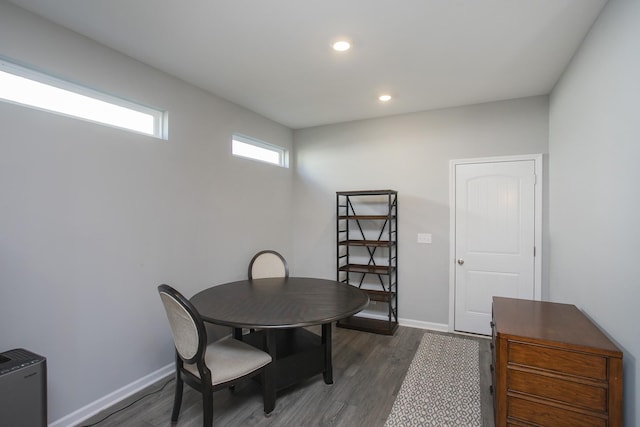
[
  {"left": 337, "top": 190, "right": 397, "bottom": 196},
  {"left": 362, "top": 289, "right": 395, "bottom": 302},
  {"left": 337, "top": 316, "right": 398, "bottom": 335},
  {"left": 339, "top": 264, "right": 395, "bottom": 274},
  {"left": 337, "top": 215, "right": 396, "bottom": 221},
  {"left": 338, "top": 239, "right": 395, "bottom": 247}
]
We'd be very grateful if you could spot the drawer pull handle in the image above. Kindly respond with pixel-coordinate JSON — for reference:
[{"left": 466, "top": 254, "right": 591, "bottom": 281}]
[
  {"left": 490, "top": 364, "right": 494, "bottom": 372},
  {"left": 490, "top": 342, "right": 494, "bottom": 349},
  {"left": 489, "top": 385, "right": 493, "bottom": 395}
]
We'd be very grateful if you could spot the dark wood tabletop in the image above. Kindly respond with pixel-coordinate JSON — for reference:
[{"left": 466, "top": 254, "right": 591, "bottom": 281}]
[{"left": 190, "top": 277, "right": 369, "bottom": 329}]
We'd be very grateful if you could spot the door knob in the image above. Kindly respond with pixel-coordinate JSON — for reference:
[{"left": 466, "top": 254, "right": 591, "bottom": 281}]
[{"left": 457, "top": 259, "right": 464, "bottom": 265}]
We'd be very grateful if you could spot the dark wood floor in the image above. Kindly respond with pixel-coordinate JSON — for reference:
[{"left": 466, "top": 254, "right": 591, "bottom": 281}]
[{"left": 81, "top": 325, "right": 494, "bottom": 427}]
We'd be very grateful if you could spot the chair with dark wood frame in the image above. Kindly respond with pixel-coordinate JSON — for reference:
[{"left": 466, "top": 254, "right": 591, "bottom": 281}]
[
  {"left": 246, "top": 250, "right": 289, "bottom": 334},
  {"left": 248, "top": 250, "right": 289, "bottom": 280},
  {"left": 157, "top": 284, "right": 273, "bottom": 427}
]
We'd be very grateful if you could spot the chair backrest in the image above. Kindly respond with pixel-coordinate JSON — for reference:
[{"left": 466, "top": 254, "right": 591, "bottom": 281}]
[
  {"left": 158, "top": 284, "right": 207, "bottom": 364},
  {"left": 248, "top": 250, "right": 289, "bottom": 280}
]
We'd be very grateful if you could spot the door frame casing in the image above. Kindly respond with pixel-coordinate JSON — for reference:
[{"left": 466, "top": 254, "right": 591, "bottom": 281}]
[{"left": 448, "top": 154, "right": 543, "bottom": 333}]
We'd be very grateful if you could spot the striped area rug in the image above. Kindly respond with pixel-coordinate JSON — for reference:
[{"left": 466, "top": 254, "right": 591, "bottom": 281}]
[{"left": 385, "top": 332, "right": 481, "bottom": 426}]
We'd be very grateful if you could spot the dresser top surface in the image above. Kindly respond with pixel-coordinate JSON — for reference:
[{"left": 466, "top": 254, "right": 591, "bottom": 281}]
[{"left": 493, "top": 297, "right": 622, "bottom": 356}]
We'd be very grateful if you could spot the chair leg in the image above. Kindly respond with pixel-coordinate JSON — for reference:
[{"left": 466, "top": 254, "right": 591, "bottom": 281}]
[
  {"left": 263, "top": 330, "right": 276, "bottom": 415},
  {"left": 202, "top": 386, "right": 214, "bottom": 427},
  {"left": 262, "top": 370, "right": 275, "bottom": 415},
  {"left": 171, "top": 374, "right": 184, "bottom": 423}
]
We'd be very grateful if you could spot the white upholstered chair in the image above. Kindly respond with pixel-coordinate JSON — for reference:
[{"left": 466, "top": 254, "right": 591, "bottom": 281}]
[
  {"left": 157, "top": 284, "right": 273, "bottom": 427},
  {"left": 245, "top": 250, "right": 289, "bottom": 334},
  {"left": 248, "top": 250, "right": 289, "bottom": 280}
]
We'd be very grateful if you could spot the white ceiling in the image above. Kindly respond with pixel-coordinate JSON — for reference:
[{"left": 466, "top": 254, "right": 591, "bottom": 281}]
[{"left": 8, "top": 0, "right": 607, "bottom": 129}]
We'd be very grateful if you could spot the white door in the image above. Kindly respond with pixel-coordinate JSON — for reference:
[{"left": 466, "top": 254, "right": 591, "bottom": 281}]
[{"left": 453, "top": 159, "right": 538, "bottom": 335}]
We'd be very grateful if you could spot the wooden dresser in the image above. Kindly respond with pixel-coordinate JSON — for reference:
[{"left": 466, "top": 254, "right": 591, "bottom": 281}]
[{"left": 491, "top": 297, "right": 623, "bottom": 427}]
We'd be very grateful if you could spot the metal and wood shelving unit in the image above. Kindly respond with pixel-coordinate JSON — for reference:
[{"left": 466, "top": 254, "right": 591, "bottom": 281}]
[{"left": 336, "top": 190, "right": 398, "bottom": 335}]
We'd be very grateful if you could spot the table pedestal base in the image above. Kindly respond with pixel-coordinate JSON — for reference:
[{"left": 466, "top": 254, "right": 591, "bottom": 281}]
[{"left": 241, "top": 325, "right": 332, "bottom": 392}]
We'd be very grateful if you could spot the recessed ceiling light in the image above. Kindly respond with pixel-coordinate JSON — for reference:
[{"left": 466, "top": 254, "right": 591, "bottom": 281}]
[
  {"left": 332, "top": 40, "right": 351, "bottom": 52},
  {"left": 378, "top": 94, "right": 392, "bottom": 102}
]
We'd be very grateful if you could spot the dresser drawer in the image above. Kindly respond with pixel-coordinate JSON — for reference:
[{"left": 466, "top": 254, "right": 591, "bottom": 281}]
[
  {"left": 508, "top": 341, "right": 607, "bottom": 380},
  {"left": 508, "top": 396, "right": 607, "bottom": 427},
  {"left": 508, "top": 368, "right": 607, "bottom": 411}
]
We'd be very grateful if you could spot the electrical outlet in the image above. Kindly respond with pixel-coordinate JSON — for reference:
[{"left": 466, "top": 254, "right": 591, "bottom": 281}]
[{"left": 417, "top": 233, "right": 432, "bottom": 244}]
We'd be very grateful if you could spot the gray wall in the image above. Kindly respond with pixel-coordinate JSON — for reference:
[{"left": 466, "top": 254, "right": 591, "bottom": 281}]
[
  {"left": 292, "top": 96, "right": 549, "bottom": 326},
  {"left": 0, "top": 2, "right": 293, "bottom": 422},
  {"left": 3, "top": 0, "right": 638, "bottom": 424},
  {"left": 549, "top": 0, "right": 640, "bottom": 424}
]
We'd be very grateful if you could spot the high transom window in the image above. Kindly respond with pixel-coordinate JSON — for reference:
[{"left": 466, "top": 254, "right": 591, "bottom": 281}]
[
  {"left": 232, "top": 134, "right": 288, "bottom": 168},
  {"left": 0, "top": 58, "right": 167, "bottom": 139}
]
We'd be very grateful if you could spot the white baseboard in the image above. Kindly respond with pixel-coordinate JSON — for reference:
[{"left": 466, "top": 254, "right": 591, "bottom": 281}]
[
  {"left": 352, "top": 311, "right": 449, "bottom": 332},
  {"left": 398, "top": 317, "right": 449, "bottom": 332},
  {"left": 49, "top": 364, "right": 173, "bottom": 427}
]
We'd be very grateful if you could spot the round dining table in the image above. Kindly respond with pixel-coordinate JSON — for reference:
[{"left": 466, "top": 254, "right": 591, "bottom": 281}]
[{"left": 190, "top": 277, "right": 369, "bottom": 413}]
